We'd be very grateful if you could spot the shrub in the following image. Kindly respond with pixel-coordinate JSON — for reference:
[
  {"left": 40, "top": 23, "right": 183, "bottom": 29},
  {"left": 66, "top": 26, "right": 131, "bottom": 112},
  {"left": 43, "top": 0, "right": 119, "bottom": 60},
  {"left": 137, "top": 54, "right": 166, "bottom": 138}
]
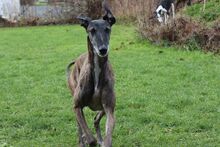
[
  {"left": 138, "top": 15, "right": 220, "bottom": 53},
  {"left": 202, "top": 12, "right": 218, "bottom": 22}
]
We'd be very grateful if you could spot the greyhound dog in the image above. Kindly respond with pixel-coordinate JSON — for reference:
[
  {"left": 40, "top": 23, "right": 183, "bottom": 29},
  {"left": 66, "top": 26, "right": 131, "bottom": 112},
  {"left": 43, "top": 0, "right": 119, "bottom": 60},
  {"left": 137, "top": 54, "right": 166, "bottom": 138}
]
[
  {"left": 67, "top": 1, "right": 116, "bottom": 147},
  {"left": 156, "top": 0, "right": 175, "bottom": 24}
]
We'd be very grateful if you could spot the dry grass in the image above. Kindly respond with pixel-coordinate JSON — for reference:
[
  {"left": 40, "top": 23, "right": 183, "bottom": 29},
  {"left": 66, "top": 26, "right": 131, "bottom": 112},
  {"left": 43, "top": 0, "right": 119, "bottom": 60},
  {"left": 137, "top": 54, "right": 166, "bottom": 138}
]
[
  {"left": 138, "top": 14, "right": 220, "bottom": 53},
  {"left": 110, "top": 0, "right": 159, "bottom": 19}
]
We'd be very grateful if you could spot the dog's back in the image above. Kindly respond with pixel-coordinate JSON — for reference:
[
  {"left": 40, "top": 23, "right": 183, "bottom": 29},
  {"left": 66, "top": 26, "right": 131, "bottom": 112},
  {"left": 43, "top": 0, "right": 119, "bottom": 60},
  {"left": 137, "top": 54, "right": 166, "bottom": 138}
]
[{"left": 159, "top": 0, "right": 175, "bottom": 10}]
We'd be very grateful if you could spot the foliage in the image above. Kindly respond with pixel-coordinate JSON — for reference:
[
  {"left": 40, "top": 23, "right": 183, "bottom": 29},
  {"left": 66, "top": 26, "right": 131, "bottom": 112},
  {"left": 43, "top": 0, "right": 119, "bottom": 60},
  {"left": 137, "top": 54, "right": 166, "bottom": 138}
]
[
  {"left": 186, "top": 0, "right": 220, "bottom": 22},
  {"left": 184, "top": 36, "right": 201, "bottom": 51},
  {"left": 137, "top": 0, "right": 220, "bottom": 53},
  {"left": 0, "top": 25, "right": 220, "bottom": 146}
]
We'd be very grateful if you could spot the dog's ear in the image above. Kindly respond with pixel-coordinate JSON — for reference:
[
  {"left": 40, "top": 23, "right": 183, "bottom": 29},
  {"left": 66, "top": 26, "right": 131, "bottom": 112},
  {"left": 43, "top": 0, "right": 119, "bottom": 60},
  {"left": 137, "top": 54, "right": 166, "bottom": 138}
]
[
  {"left": 77, "top": 14, "right": 91, "bottom": 29},
  {"left": 102, "top": 1, "right": 116, "bottom": 26}
]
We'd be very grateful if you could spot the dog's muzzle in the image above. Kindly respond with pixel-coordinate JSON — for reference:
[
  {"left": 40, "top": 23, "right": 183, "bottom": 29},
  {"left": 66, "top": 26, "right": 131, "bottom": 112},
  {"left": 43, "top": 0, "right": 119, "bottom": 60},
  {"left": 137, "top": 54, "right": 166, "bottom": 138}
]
[{"left": 99, "top": 48, "right": 108, "bottom": 56}]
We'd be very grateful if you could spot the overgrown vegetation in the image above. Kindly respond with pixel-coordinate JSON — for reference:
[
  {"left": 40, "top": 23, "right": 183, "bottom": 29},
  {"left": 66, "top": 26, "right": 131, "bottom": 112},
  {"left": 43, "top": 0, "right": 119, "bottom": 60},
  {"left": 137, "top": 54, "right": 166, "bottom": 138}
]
[
  {"left": 0, "top": 25, "right": 220, "bottom": 146},
  {"left": 137, "top": 0, "right": 220, "bottom": 53},
  {"left": 185, "top": 0, "right": 220, "bottom": 23}
]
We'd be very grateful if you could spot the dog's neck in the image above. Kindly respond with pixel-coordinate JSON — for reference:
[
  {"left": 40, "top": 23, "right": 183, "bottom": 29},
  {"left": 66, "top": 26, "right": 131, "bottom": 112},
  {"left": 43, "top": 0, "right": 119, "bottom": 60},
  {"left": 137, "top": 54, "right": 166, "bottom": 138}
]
[{"left": 87, "top": 37, "right": 108, "bottom": 90}]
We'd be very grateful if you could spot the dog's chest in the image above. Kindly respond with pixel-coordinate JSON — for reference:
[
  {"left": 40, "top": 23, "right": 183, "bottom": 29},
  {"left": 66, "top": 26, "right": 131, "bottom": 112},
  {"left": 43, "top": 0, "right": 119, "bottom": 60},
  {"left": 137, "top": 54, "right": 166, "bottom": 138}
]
[
  {"left": 89, "top": 88, "right": 103, "bottom": 111},
  {"left": 94, "top": 54, "right": 101, "bottom": 89},
  {"left": 88, "top": 55, "right": 103, "bottom": 110}
]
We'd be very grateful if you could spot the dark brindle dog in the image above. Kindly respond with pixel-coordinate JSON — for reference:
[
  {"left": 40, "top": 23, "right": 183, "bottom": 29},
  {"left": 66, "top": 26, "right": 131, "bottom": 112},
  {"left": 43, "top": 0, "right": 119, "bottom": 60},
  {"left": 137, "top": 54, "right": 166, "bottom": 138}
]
[{"left": 67, "top": 1, "right": 116, "bottom": 147}]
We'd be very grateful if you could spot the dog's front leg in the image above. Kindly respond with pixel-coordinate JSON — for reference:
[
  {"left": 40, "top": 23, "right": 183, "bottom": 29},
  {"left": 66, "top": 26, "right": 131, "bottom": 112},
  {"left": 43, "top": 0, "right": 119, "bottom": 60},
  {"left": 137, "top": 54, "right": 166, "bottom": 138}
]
[
  {"left": 74, "top": 107, "right": 97, "bottom": 146},
  {"left": 77, "top": 122, "right": 86, "bottom": 147},
  {"left": 94, "top": 110, "right": 105, "bottom": 145},
  {"left": 102, "top": 106, "right": 115, "bottom": 147},
  {"left": 171, "top": 3, "right": 175, "bottom": 20}
]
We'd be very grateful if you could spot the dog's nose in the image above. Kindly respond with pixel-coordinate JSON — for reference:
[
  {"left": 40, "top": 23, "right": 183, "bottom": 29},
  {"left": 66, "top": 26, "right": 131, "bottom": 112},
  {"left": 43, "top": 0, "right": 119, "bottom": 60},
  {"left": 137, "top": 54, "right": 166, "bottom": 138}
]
[{"left": 99, "top": 48, "right": 108, "bottom": 56}]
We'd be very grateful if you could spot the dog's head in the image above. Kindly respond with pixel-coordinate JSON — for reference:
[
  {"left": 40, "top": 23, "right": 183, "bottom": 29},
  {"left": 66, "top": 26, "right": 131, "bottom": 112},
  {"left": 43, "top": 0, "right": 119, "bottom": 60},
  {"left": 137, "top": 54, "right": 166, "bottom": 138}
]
[
  {"left": 77, "top": 1, "right": 116, "bottom": 57},
  {"left": 156, "top": 5, "right": 167, "bottom": 23}
]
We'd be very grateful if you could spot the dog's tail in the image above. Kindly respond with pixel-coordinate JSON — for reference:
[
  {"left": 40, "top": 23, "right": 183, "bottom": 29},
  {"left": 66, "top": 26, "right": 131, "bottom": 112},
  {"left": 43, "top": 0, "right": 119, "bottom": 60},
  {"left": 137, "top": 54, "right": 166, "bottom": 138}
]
[{"left": 66, "top": 60, "right": 75, "bottom": 79}]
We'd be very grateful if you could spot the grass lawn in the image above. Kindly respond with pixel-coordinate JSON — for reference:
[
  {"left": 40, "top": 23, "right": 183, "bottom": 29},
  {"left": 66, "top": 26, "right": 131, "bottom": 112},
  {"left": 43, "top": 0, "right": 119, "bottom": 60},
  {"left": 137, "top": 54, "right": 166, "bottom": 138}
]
[{"left": 0, "top": 25, "right": 220, "bottom": 146}]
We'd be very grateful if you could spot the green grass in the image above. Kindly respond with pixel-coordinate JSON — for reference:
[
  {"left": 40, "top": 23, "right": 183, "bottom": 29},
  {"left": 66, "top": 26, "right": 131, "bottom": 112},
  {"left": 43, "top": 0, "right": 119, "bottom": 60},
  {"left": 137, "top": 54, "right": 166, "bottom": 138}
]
[
  {"left": 35, "top": 1, "right": 48, "bottom": 6},
  {"left": 0, "top": 25, "right": 220, "bottom": 146},
  {"left": 185, "top": 0, "right": 220, "bottom": 23}
]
